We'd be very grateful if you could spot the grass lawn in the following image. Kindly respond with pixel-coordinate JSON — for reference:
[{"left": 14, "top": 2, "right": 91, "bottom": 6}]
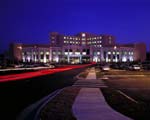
[
  {"left": 78, "top": 68, "right": 89, "bottom": 78},
  {"left": 95, "top": 68, "right": 104, "bottom": 78},
  {"left": 40, "top": 87, "right": 80, "bottom": 120}
]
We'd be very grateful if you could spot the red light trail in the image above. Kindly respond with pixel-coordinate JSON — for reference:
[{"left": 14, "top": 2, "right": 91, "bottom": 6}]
[{"left": 0, "top": 64, "right": 92, "bottom": 83}]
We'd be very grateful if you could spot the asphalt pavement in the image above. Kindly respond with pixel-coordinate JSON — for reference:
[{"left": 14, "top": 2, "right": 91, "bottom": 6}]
[{"left": 0, "top": 66, "right": 89, "bottom": 120}]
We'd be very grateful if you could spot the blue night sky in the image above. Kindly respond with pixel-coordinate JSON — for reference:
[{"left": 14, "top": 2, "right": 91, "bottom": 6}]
[{"left": 0, "top": 0, "right": 150, "bottom": 53}]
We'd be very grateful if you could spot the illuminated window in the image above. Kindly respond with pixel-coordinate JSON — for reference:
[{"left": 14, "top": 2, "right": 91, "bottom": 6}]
[
  {"left": 117, "top": 52, "right": 119, "bottom": 54},
  {"left": 114, "top": 46, "right": 117, "bottom": 49},
  {"left": 58, "top": 51, "right": 61, "bottom": 55},
  {"left": 108, "top": 59, "right": 111, "bottom": 62},
  {"left": 64, "top": 52, "right": 68, "bottom": 55},
  {"left": 82, "top": 33, "right": 85, "bottom": 37},
  {"left": 75, "top": 52, "right": 80, "bottom": 55},
  {"left": 69, "top": 52, "right": 73, "bottom": 55},
  {"left": 17, "top": 46, "right": 22, "bottom": 50},
  {"left": 129, "top": 56, "right": 133, "bottom": 61},
  {"left": 108, "top": 51, "right": 111, "bottom": 54},
  {"left": 40, "top": 59, "right": 44, "bottom": 62},
  {"left": 40, "top": 52, "right": 44, "bottom": 54},
  {"left": 64, "top": 36, "right": 66, "bottom": 39},
  {"left": 82, "top": 42, "right": 86, "bottom": 45},
  {"left": 129, "top": 52, "right": 131, "bottom": 55},
  {"left": 97, "top": 52, "right": 100, "bottom": 55},
  {"left": 52, "top": 52, "right": 56, "bottom": 55},
  {"left": 100, "top": 36, "right": 102, "bottom": 39},
  {"left": 46, "top": 52, "right": 49, "bottom": 55},
  {"left": 122, "top": 56, "right": 127, "bottom": 62},
  {"left": 82, "top": 52, "right": 86, "bottom": 55}
]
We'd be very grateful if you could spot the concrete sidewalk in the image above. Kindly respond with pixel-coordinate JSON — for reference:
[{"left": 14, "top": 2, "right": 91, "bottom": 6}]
[
  {"left": 72, "top": 67, "right": 132, "bottom": 120},
  {"left": 86, "top": 67, "right": 96, "bottom": 80}
]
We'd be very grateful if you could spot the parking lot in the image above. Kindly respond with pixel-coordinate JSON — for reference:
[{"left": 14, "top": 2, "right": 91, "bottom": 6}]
[{"left": 100, "top": 68, "right": 150, "bottom": 119}]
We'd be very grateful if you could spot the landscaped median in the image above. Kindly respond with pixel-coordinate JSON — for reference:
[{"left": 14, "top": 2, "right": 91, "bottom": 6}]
[
  {"left": 77, "top": 68, "right": 90, "bottom": 79},
  {"left": 40, "top": 87, "right": 81, "bottom": 120},
  {"left": 95, "top": 67, "right": 105, "bottom": 79}
]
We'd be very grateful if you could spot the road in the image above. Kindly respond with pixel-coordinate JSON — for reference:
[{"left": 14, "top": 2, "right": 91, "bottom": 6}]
[{"left": 0, "top": 65, "right": 90, "bottom": 120}]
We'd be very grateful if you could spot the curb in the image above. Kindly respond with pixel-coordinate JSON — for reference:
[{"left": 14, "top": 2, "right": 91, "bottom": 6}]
[
  {"left": 33, "top": 88, "right": 64, "bottom": 120},
  {"left": 17, "top": 89, "right": 64, "bottom": 120}
]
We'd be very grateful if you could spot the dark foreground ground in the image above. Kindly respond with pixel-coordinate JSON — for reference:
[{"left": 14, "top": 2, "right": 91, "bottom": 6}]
[
  {"left": 101, "top": 69, "right": 150, "bottom": 120},
  {"left": 0, "top": 66, "right": 88, "bottom": 120}
]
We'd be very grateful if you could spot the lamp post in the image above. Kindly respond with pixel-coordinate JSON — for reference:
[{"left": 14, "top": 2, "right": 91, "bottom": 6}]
[{"left": 114, "top": 46, "right": 117, "bottom": 62}]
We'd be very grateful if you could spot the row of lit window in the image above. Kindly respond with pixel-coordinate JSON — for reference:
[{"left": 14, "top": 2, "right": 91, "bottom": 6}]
[
  {"left": 64, "top": 36, "right": 80, "bottom": 40},
  {"left": 87, "top": 37, "right": 102, "bottom": 40},
  {"left": 88, "top": 40, "right": 103, "bottom": 43},
  {"left": 63, "top": 36, "right": 105, "bottom": 40},
  {"left": 22, "top": 55, "right": 49, "bottom": 60},
  {"left": 64, "top": 52, "right": 87, "bottom": 55},
  {"left": 52, "top": 52, "right": 61, "bottom": 55},
  {"left": 63, "top": 43, "right": 102, "bottom": 47},
  {"left": 22, "top": 51, "right": 50, "bottom": 55},
  {"left": 93, "top": 52, "right": 100, "bottom": 55},
  {"left": 107, "top": 51, "right": 133, "bottom": 55},
  {"left": 64, "top": 41, "right": 80, "bottom": 44},
  {"left": 93, "top": 45, "right": 102, "bottom": 47},
  {"left": 64, "top": 41, "right": 102, "bottom": 44}
]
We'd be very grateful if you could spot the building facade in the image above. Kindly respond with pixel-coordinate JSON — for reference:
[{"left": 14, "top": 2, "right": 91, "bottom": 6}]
[{"left": 10, "top": 32, "right": 146, "bottom": 63}]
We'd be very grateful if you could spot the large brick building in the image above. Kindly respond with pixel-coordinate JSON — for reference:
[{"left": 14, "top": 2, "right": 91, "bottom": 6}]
[{"left": 10, "top": 32, "right": 146, "bottom": 63}]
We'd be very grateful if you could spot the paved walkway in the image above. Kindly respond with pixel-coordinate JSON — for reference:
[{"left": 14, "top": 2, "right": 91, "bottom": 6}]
[
  {"left": 73, "top": 68, "right": 107, "bottom": 88},
  {"left": 72, "top": 67, "right": 132, "bottom": 120}
]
